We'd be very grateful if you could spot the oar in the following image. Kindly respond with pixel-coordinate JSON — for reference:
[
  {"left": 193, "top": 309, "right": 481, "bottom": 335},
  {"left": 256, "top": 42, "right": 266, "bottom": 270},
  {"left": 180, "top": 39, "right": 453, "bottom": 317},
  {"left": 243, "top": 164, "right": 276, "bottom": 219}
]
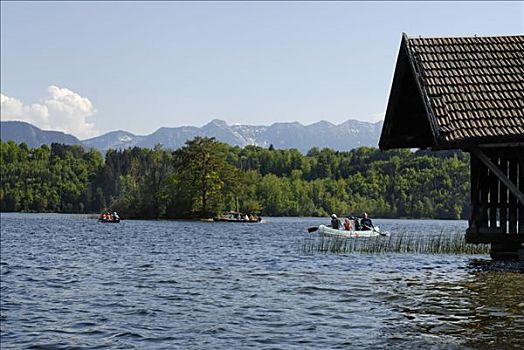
[
  {"left": 362, "top": 225, "right": 372, "bottom": 231},
  {"left": 307, "top": 226, "right": 319, "bottom": 233},
  {"left": 368, "top": 226, "right": 389, "bottom": 236},
  {"left": 362, "top": 225, "right": 383, "bottom": 236}
]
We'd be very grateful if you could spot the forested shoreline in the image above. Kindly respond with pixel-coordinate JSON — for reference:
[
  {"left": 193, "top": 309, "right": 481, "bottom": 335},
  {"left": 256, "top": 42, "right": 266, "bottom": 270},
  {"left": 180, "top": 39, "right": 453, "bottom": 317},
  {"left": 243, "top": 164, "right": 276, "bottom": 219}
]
[{"left": 0, "top": 138, "right": 470, "bottom": 219}]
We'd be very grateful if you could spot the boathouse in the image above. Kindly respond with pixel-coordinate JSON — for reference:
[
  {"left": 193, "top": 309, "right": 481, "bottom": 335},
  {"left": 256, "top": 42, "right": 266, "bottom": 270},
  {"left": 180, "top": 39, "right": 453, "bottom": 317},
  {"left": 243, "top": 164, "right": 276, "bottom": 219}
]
[{"left": 379, "top": 33, "right": 524, "bottom": 259}]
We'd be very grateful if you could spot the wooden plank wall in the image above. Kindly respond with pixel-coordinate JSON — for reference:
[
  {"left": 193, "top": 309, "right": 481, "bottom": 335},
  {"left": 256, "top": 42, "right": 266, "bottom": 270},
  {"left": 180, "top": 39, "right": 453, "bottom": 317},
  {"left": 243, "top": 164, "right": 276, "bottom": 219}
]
[
  {"left": 519, "top": 150, "right": 524, "bottom": 234},
  {"left": 466, "top": 147, "right": 523, "bottom": 243}
]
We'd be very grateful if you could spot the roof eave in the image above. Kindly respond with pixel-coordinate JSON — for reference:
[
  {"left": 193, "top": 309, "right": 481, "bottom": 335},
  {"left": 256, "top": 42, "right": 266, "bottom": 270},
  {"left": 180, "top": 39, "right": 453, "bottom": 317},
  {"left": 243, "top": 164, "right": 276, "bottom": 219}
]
[
  {"left": 403, "top": 33, "right": 442, "bottom": 146},
  {"left": 432, "top": 138, "right": 524, "bottom": 151}
]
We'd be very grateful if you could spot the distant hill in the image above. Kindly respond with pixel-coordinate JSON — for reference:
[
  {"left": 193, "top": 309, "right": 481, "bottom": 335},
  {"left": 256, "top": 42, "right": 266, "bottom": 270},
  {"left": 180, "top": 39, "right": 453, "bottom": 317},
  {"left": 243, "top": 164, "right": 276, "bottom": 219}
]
[
  {"left": 82, "top": 130, "right": 145, "bottom": 150},
  {"left": 1, "top": 119, "right": 383, "bottom": 153},
  {"left": 0, "top": 121, "right": 82, "bottom": 148}
]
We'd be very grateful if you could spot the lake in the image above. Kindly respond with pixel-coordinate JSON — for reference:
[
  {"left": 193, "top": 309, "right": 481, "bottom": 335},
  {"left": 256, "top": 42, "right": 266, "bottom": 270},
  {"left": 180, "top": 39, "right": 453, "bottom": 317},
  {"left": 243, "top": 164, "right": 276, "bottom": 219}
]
[{"left": 1, "top": 213, "right": 523, "bottom": 349}]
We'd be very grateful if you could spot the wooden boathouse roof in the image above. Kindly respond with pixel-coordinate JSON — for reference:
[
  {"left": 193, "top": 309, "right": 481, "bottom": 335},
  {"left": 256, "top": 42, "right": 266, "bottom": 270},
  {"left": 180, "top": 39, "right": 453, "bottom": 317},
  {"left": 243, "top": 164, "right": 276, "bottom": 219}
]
[{"left": 379, "top": 33, "right": 524, "bottom": 150}]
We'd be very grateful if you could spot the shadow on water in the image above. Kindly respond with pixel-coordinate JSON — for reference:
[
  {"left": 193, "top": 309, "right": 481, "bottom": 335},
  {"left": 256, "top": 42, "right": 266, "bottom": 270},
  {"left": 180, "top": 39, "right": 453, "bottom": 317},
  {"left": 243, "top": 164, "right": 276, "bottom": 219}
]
[
  {"left": 468, "top": 259, "right": 524, "bottom": 273},
  {"left": 379, "top": 258, "right": 524, "bottom": 349}
]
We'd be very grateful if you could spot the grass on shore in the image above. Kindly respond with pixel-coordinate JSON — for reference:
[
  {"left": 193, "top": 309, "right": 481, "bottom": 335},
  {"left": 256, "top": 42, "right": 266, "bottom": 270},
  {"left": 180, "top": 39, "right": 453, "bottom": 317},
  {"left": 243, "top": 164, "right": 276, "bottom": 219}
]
[{"left": 302, "top": 231, "right": 490, "bottom": 255}]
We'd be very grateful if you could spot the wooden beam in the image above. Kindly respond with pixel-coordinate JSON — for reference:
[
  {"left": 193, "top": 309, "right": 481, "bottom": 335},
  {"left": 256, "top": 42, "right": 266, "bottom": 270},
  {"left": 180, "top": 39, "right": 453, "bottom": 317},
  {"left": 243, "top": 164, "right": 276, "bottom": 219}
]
[
  {"left": 433, "top": 141, "right": 524, "bottom": 151},
  {"left": 516, "top": 149, "right": 524, "bottom": 175},
  {"left": 478, "top": 142, "right": 524, "bottom": 149},
  {"left": 470, "top": 148, "right": 524, "bottom": 205},
  {"left": 465, "top": 232, "right": 524, "bottom": 244}
]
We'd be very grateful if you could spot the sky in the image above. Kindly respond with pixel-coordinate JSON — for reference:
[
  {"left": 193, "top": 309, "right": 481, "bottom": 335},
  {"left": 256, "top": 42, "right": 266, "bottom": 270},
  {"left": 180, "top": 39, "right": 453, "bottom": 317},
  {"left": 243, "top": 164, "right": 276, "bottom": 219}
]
[{"left": 1, "top": 1, "right": 523, "bottom": 139}]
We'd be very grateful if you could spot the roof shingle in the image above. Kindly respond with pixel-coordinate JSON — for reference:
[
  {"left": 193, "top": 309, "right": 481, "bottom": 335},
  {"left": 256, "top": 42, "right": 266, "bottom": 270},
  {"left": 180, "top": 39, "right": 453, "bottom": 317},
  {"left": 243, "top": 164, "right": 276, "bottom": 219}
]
[{"left": 407, "top": 34, "right": 524, "bottom": 144}]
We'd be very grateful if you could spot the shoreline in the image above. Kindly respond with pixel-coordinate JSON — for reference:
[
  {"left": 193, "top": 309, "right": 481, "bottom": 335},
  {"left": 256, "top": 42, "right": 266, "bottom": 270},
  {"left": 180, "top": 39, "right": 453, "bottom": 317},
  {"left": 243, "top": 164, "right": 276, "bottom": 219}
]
[{"left": 0, "top": 211, "right": 467, "bottom": 221}]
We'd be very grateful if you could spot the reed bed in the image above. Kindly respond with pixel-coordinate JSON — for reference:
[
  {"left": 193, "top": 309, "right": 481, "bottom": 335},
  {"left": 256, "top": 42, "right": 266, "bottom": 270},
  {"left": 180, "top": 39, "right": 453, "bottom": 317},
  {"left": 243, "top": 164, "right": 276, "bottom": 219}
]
[{"left": 302, "top": 231, "right": 490, "bottom": 255}]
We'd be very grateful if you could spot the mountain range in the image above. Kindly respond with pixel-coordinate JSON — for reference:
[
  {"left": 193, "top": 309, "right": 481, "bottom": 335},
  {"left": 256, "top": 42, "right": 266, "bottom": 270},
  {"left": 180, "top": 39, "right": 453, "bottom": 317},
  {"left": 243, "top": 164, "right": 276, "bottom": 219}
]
[{"left": 1, "top": 119, "right": 383, "bottom": 153}]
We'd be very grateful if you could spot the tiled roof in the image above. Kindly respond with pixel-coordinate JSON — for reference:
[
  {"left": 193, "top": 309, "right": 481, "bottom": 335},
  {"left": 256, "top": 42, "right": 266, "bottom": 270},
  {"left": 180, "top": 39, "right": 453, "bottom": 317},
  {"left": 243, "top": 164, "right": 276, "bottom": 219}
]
[{"left": 407, "top": 35, "right": 524, "bottom": 144}]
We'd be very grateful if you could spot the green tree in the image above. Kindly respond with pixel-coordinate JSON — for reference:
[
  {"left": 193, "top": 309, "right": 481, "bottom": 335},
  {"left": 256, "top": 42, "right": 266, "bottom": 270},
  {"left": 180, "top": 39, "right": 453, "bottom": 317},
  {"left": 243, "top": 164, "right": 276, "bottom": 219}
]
[{"left": 171, "top": 137, "right": 233, "bottom": 217}]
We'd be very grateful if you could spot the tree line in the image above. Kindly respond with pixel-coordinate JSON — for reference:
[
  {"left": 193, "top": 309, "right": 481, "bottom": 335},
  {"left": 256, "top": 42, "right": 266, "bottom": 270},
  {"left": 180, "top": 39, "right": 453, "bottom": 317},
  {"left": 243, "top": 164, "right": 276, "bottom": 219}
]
[{"left": 0, "top": 138, "right": 470, "bottom": 219}]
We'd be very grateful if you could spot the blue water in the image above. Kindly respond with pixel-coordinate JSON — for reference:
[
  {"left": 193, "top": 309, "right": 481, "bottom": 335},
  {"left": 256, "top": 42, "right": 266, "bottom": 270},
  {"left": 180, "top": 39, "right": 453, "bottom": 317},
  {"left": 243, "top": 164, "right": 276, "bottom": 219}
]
[{"left": 1, "top": 214, "right": 523, "bottom": 349}]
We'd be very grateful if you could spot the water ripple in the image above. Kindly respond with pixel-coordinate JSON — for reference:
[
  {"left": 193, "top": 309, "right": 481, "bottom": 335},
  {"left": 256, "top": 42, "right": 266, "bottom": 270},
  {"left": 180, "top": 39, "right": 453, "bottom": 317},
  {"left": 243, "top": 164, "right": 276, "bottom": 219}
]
[{"left": 1, "top": 214, "right": 522, "bottom": 349}]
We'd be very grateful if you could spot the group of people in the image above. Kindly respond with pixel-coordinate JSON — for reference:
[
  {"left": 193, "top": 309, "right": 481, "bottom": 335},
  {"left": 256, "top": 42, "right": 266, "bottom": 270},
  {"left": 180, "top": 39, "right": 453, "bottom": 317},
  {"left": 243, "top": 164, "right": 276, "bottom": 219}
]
[
  {"left": 213, "top": 211, "right": 262, "bottom": 222},
  {"left": 330, "top": 212, "right": 374, "bottom": 231},
  {"left": 236, "top": 213, "right": 258, "bottom": 221},
  {"left": 222, "top": 212, "right": 260, "bottom": 222},
  {"left": 99, "top": 211, "right": 120, "bottom": 222}
]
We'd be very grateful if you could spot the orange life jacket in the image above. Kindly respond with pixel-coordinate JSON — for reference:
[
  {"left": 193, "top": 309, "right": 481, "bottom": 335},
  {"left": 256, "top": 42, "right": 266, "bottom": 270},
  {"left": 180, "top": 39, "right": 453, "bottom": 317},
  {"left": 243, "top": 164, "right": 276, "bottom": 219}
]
[{"left": 344, "top": 218, "right": 353, "bottom": 231}]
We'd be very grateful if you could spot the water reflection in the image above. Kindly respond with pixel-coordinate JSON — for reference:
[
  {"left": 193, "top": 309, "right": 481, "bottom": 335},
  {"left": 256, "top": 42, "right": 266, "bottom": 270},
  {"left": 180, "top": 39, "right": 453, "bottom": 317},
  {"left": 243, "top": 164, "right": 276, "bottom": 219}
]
[
  {"left": 468, "top": 259, "right": 524, "bottom": 274},
  {"left": 386, "top": 259, "right": 524, "bottom": 349}
]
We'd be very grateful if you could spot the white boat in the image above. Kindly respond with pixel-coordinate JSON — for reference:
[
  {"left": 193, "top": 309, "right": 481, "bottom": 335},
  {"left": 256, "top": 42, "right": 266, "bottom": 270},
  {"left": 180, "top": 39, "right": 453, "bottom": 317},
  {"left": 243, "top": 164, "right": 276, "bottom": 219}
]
[{"left": 317, "top": 224, "right": 387, "bottom": 238}]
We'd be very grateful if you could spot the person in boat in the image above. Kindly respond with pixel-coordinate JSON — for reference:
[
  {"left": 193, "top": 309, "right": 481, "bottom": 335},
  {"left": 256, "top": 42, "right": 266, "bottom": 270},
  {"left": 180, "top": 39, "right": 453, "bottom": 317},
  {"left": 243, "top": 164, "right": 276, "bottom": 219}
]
[
  {"left": 360, "top": 212, "right": 374, "bottom": 230},
  {"left": 330, "top": 214, "right": 341, "bottom": 229},
  {"left": 343, "top": 217, "right": 353, "bottom": 231},
  {"left": 113, "top": 212, "right": 120, "bottom": 220}
]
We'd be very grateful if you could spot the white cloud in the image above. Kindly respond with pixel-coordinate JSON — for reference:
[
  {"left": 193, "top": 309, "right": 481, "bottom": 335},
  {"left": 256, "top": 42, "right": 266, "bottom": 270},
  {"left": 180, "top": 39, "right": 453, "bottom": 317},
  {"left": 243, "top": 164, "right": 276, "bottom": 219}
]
[{"left": 1, "top": 86, "right": 98, "bottom": 139}]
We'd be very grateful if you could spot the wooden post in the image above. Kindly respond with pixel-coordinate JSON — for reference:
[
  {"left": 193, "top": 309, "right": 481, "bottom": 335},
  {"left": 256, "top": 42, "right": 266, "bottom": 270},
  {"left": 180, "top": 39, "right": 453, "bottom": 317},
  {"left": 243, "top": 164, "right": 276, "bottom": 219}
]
[
  {"left": 488, "top": 151, "right": 499, "bottom": 229},
  {"left": 500, "top": 155, "right": 508, "bottom": 234},
  {"left": 509, "top": 158, "right": 518, "bottom": 235},
  {"left": 480, "top": 158, "right": 489, "bottom": 230},
  {"left": 468, "top": 154, "right": 480, "bottom": 233},
  {"left": 469, "top": 155, "right": 475, "bottom": 228},
  {"left": 517, "top": 149, "right": 524, "bottom": 234}
]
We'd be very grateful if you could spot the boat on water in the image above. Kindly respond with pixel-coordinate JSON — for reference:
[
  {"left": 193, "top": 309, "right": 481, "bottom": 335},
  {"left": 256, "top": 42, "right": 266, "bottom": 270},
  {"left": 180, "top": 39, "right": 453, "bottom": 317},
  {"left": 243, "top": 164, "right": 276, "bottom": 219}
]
[
  {"left": 316, "top": 224, "right": 387, "bottom": 237},
  {"left": 98, "top": 211, "right": 121, "bottom": 223},
  {"left": 212, "top": 217, "right": 261, "bottom": 223},
  {"left": 99, "top": 217, "right": 120, "bottom": 223},
  {"left": 213, "top": 211, "right": 262, "bottom": 223}
]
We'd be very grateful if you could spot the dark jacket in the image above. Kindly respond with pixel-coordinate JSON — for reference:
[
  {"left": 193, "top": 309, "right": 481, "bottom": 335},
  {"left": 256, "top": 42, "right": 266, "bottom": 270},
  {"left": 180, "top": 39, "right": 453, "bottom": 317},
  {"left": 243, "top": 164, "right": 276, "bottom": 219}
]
[
  {"left": 360, "top": 218, "right": 373, "bottom": 230},
  {"left": 331, "top": 218, "right": 341, "bottom": 229}
]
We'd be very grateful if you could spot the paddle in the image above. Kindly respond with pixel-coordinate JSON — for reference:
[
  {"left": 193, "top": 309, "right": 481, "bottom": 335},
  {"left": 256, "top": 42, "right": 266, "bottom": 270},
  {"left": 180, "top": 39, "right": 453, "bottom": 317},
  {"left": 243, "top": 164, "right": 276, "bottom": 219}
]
[
  {"left": 365, "top": 225, "right": 389, "bottom": 236},
  {"left": 307, "top": 226, "right": 319, "bottom": 233},
  {"left": 361, "top": 224, "right": 380, "bottom": 235}
]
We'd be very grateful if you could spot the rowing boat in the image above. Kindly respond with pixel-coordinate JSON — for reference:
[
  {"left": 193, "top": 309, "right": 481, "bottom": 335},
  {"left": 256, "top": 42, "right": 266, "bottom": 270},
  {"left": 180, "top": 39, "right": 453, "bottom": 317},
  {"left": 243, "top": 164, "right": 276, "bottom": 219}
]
[
  {"left": 212, "top": 217, "right": 261, "bottom": 223},
  {"left": 213, "top": 211, "right": 262, "bottom": 223},
  {"left": 99, "top": 217, "right": 120, "bottom": 223},
  {"left": 316, "top": 224, "right": 387, "bottom": 237}
]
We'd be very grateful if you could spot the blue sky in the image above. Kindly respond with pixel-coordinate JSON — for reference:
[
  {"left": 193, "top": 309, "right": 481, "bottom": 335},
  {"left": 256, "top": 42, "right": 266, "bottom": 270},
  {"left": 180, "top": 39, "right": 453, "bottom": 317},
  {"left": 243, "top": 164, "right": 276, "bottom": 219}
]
[{"left": 1, "top": 1, "right": 523, "bottom": 139}]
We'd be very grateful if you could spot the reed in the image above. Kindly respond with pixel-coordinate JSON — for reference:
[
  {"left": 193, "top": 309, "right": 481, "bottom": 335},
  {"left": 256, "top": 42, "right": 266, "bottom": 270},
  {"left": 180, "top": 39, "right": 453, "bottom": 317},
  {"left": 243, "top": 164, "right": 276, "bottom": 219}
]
[{"left": 302, "top": 231, "right": 490, "bottom": 255}]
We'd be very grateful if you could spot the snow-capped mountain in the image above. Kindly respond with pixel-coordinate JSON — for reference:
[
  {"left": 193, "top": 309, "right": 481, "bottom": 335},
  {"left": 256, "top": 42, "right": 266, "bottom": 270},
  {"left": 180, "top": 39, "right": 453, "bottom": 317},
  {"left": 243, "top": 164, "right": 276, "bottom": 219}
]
[{"left": 1, "top": 119, "right": 384, "bottom": 153}]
